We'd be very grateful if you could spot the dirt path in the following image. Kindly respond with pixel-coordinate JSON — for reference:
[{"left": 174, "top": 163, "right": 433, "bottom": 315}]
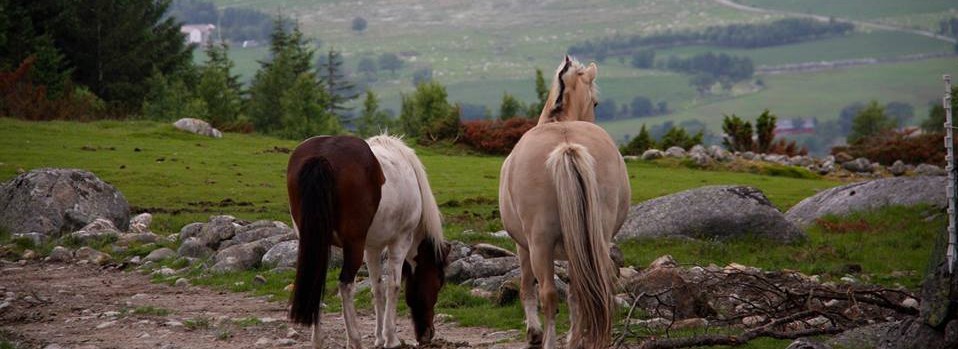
[
  {"left": 712, "top": 0, "right": 957, "bottom": 44},
  {"left": 0, "top": 261, "right": 524, "bottom": 349}
]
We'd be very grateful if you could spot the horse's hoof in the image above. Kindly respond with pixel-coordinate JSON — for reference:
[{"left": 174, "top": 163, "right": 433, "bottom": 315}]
[{"left": 527, "top": 328, "right": 543, "bottom": 349}]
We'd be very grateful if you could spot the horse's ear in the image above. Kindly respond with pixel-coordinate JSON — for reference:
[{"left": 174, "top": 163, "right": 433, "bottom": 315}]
[{"left": 583, "top": 62, "right": 597, "bottom": 83}]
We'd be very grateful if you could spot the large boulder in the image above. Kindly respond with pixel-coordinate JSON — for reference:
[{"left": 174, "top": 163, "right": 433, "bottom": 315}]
[
  {"left": 177, "top": 237, "right": 214, "bottom": 259},
  {"left": 616, "top": 186, "right": 805, "bottom": 242},
  {"left": 0, "top": 168, "right": 130, "bottom": 236},
  {"left": 262, "top": 240, "right": 298, "bottom": 268},
  {"left": 785, "top": 177, "right": 947, "bottom": 227},
  {"left": 67, "top": 218, "right": 122, "bottom": 244},
  {"left": 173, "top": 118, "right": 222, "bottom": 138},
  {"left": 211, "top": 241, "right": 269, "bottom": 273},
  {"left": 445, "top": 255, "right": 519, "bottom": 283}
]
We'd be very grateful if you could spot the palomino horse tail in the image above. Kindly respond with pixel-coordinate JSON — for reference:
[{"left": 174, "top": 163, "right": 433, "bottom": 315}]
[
  {"left": 546, "top": 143, "right": 616, "bottom": 348},
  {"left": 289, "top": 157, "right": 336, "bottom": 326}
]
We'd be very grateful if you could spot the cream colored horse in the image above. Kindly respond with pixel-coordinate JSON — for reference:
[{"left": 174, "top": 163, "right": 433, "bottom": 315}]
[{"left": 499, "top": 57, "right": 631, "bottom": 349}]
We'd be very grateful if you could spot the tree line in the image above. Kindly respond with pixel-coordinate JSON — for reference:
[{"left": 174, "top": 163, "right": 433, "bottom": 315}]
[
  {"left": 568, "top": 18, "right": 854, "bottom": 61},
  {"left": 663, "top": 52, "right": 755, "bottom": 93},
  {"left": 169, "top": 0, "right": 274, "bottom": 43}
]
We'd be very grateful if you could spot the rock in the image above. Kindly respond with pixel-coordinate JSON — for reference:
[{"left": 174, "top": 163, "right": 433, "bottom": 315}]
[
  {"left": 902, "top": 297, "right": 919, "bottom": 310},
  {"left": 178, "top": 222, "right": 204, "bottom": 240},
  {"left": 153, "top": 267, "right": 176, "bottom": 276},
  {"left": 0, "top": 168, "right": 130, "bottom": 237},
  {"left": 915, "top": 163, "right": 946, "bottom": 176},
  {"left": 742, "top": 315, "right": 766, "bottom": 327},
  {"left": 253, "top": 274, "right": 267, "bottom": 285},
  {"left": 842, "top": 157, "right": 872, "bottom": 173},
  {"left": 789, "top": 156, "right": 814, "bottom": 167},
  {"left": 177, "top": 238, "right": 214, "bottom": 259},
  {"left": 445, "top": 255, "right": 519, "bottom": 283},
  {"left": 116, "top": 232, "right": 160, "bottom": 246},
  {"left": 262, "top": 240, "right": 298, "bottom": 268},
  {"left": 785, "top": 338, "right": 831, "bottom": 349},
  {"left": 641, "top": 149, "right": 664, "bottom": 160},
  {"left": 834, "top": 152, "right": 854, "bottom": 163},
  {"left": 471, "top": 243, "right": 515, "bottom": 258},
  {"left": 211, "top": 241, "right": 268, "bottom": 273},
  {"left": 890, "top": 160, "right": 907, "bottom": 176},
  {"left": 129, "top": 213, "right": 152, "bottom": 234},
  {"left": 690, "top": 153, "right": 713, "bottom": 167},
  {"left": 470, "top": 288, "right": 493, "bottom": 299},
  {"left": 688, "top": 145, "right": 707, "bottom": 156},
  {"left": 648, "top": 255, "right": 678, "bottom": 269},
  {"left": 11, "top": 232, "right": 47, "bottom": 246},
  {"left": 68, "top": 218, "right": 121, "bottom": 244},
  {"left": 144, "top": 248, "right": 176, "bottom": 263},
  {"left": 21, "top": 249, "right": 37, "bottom": 260},
  {"left": 75, "top": 247, "right": 112, "bottom": 265},
  {"left": 624, "top": 267, "right": 714, "bottom": 319},
  {"left": 174, "top": 278, "right": 189, "bottom": 287},
  {"left": 48, "top": 246, "right": 73, "bottom": 262},
  {"left": 818, "top": 156, "right": 836, "bottom": 175},
  {"left": 785, "top": 176, "right": 947, "bottom": 227},
  {"left": 447, "top": 240, "right": 472, "bottom": 263},
  {"left": 196, "top": 215, "right": 240, "bottom": 249},
  {"left": 619, "top": 267, "right": 639, "bottom": 279},
  {"left": 672, "top": 318, "right": 708, "bottom": 330},
  {"left": 616, "top": 186, "right": 805, "bottom": 243},
  {"left": 230, "top": 220, "right": 291, "bottom": 244},
  {"left": 96, "top": 320, "right": 117, "bottom": 329},
  {"left": 664, "top": 146, "right": 686, "bottom": 158},
  {"left": 173, "top": 118, "right": 222, "bottom": 138},
  {"left": 741, "top": 151, "right": 756, "bottom": 160},
  {"left": 708, "top": 145, "right": 732, "bottom": 162},
  {"left": 495, "top": 277, "right": 521, "bottom": 306}
]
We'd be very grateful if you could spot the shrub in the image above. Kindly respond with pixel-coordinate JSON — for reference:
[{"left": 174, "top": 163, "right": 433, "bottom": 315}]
[
  {"left": 834, "top": 129, "right": 945, "bottom": 166},
  {"left": 620, "top": 124, "right": 655, "bottom": 155},
  {"left": 460, "top": 118, "right": 536, "bottom": 154},
  {"left": 1, "top": 56, "right": 108, "bottom": 121}
]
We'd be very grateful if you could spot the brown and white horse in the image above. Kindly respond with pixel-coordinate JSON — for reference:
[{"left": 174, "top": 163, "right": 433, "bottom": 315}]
[
  {"left": 499, "top": 57, "right": 631, "bottom": 349},
  {"left": 287, "top": 134, "right": 447, "bottom": 349}
]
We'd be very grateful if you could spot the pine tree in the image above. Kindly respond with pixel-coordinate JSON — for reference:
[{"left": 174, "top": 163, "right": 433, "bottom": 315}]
[
  {"left": 356, "top": 90, "right": 394, "bottom": 137},
  {"left": 197, "top": 41, "right": 243, "bottom": 127},
  {"left": 400, "top": 81, "right": 458, "bottom": 143},
  {"left": 755, "top": 109, "right": 777, "bottom": 153},
  {"left": 848, "top": 100, "right": 895, "bottom": 144},
  {"left": 528, "top": 68, "right": 549, "bottom": 118},
  {"left": 279, "top": 73, "right": 340, "bottom": 139},
  {"left": 318, "top": 48, "right": 358, "bottom": 121},
  {"left": 620, "top": 124, "right": 654, "bottom": 155}
]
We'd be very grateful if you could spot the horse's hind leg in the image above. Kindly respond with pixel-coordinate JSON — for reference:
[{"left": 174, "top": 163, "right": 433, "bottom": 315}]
[
  {"left": 529, "top": 239, "right": 559, "bottom": 349},
  {"left": 382, "top": 235, "right": 413, "bottom": 348},
  {"left": 365, "top": 247, "right": 387, "bottom": 347},
  {"left": 340, "top": 242, "right": 366, "bottom": 349},
  {"left": 311, "top": 313, "right": 325, "bottom": 349},
  {"left": 518, "top": 245, "right": 543, "bottom": 348}
]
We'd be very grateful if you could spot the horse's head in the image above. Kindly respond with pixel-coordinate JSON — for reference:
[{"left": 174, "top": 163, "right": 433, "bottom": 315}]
[
  {"left": 538, "top": 55, "right": 599, "bottom": 124},
  {"left": 404, "top": 238, "right": 451, "bottom": 344}
]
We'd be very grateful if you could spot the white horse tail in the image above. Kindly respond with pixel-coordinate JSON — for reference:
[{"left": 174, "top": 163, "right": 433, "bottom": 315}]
[{"left": 546, "top": 143, "right": 615, "bottom": 349}]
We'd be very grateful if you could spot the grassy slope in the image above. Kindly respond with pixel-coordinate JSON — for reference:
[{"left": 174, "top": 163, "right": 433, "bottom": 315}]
[
  {"left": 739, "top": 0, "right": 958, "bottom": 29},
  {"left": 1, "top": 119, "right": 942, "bottom": 348}
]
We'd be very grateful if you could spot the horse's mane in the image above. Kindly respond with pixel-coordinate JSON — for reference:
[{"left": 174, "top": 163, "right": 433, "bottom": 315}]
[
  {"left": 366, "top": 134, "right": 445, "bottom": 250},
  {"left": 539, "top": 57, "right": 599, "bottom": 122}
]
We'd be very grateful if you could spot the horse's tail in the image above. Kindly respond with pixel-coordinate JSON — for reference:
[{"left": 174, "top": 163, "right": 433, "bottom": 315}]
[
  {"left": 546, "top": 143, "right": 615, "bottom": 349},
  {"left": 289, "top": 157, "right": 336, "bottom": 326}
]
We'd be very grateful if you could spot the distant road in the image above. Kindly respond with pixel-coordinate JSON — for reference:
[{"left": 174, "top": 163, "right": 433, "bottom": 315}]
[{"left": 713, "top": 0, "right": 957, "bottom": 44}]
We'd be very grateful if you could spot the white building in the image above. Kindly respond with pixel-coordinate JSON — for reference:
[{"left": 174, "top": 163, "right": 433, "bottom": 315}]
[{"left": 180, "top": 24, "right": 216, "bottom": 45}]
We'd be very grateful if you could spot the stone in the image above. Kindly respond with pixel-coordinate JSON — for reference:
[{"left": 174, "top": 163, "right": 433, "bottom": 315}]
[
  {"left": 21, "top": 249, "right": 37, "bottom": 260},
  {"left": 152, "top": 267, "right": 176, "bottom": 276},
  {"left": 624, "top": 267, "right": 714, "bottom": 319},
  {"left": 688, "top": 145, "right": 707, "bottom": 156},
  {"left": 177, "top": 238, "right": 214, "bottom": 259},
  {"left": 641, "top": 149, "right": 664, "bottom": 160},
  {"left": 68, "top": 218, "right": 121, "bottom": 244},
  {"left": 447, "top": 240, "right": 472, "bottom": 263},
  {"left": 471, "top": 243, "right": 515, "bottom": 258},
  {"left": 262, "top": 240, "right": 298, "bottom": 268},
  {"left": 842, "top": 157, "right": 872, "bottom": 173},
  {"left": 672, "top": 318, "right": 708, "bottom": 330},
  {"left": 128, "top": 213, "right": 152, "bottom": 234},
  {"left": 889, "top": 160, "right": 907, "bottom": 176},
  {"left": 253, "top": 274, "right": 267, "bottom": 285},
  {"left": 231, "top": 221, "right": 291, "bottom": 244},
  {"left": 708, "top": 145, "right": 733, "bottom": 162},
  {"left": 0, "top": 168, "right": 130, "bottom": 236},
  {"left": 901, "top": 297, "right": 919, "bottom": 310},
  {"left": 75, "top": 246, "right": 111, "bottom": 265},
  {"left": 445, "top": 255, "right": 519, "bottom": 283},
  {"left": 144, "top": 248, "right": 176, "bottom": 263},
  {"left": 785, "top": 338, "right": 831, "bottom": 349},
  {"left": 96, "top": 320, "right": 117, "bottom": 329},
  {"left": 116, "top": 232, "right": 160, "bottom": 246},
  {"left": 785, "top": 176, "right": 947, "bottom": 227},
  {"left": 616, "top": 186, "right": 805, "bottom": 243},
  {"left": 741, "top": 151, "right": 756, "bottom": 160},
  {"left": 48, "top": 246, "right": 73, "bottom": 262},
  {"left": 11, "top": 232, "right": 47, "bottom": 246},
  {"left": 196, "top": 215, "right": 241, "bottom": 249},
  {"left": 178, "top": 223, "right": 204, "bottom": 240},
  {"left": 648, "top": 255, "right": 678, "bottom": 269},
  {"left": 789, "top": 155, "right": 814, "bottom": 167},
  {"left": 173, "top": 118, "right": 222, "bottom": 138},
  {"left": 664, "top": 146, "right": 686, "bottom": 158},
  {"left": 210, "top": 241, "right": 269, "bottom": 273},
  {"left": 690, "top": 153, "right": 712, "bottom": 167},
  {"left": 174, "top": 278, "right": 189, "bottom": 287},
  {"left": 834, "top": 152, "right": 854, "bottom": 163},
  {"left": 915, "top": 163, "right": 947, "bottom": 176}
]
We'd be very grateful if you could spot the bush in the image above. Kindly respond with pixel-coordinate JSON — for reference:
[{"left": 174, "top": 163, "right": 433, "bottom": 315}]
[
  {"left": 1, "top": 56, "right": 108, "bottom": 121},
  {"left": 834, "top": 129, "right": 946, "bottom": 166},
  {"left": 460, "top": 118, "right": 536, "bottom": 154},
  {"left": 620, "top": 124, "right": 654, "bottom": 155}
]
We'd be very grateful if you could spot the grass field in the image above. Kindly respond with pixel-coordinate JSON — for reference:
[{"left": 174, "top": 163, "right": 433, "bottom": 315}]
[
  {"left": 739, "top": 0, "right": 957, "bottom": 24},
  {"left": 1, "top": 118, "right": 942, "bottom": 348}
]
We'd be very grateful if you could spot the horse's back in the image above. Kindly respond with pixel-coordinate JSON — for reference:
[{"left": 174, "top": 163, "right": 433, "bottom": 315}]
[
  {"left": 287, "top": 136, "right": 385, "bottom": 242},
  {"left": 501, "top": 121, "right": 630, "bottom": 245}
]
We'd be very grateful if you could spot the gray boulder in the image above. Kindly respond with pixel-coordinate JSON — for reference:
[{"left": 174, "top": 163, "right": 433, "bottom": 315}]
[
  {"left": 690, "top": 153, "right": 713, "bottom": 167},
  {"left": 0, "top": 168, "right": 130, "bottom": 236},
  {"left": 786, "top": 338, "right": 831, "bottom": 349},
  {"left": 128, "top": 213, "right": 152, "bottom": 234},
  {"left": 262, "top": 240, "right": 298, "bottom": 268},
  {"left": 116, "top": 232, "right": 160, "bottom": 246},
  {"left": 211, "top": 241, "right": 268, "bottom": 272},
  {"left": 144, "top": 247, "right": 176, "bottom": 263},
  {"left": 445, "top": 255, "right": 519, "bottom": 283},
  {"left": 447, "top": 240, "right": 472, "bottom": 263},
  {"left": 842, "top": 157, "right": 872, "bottom": 173},
  {"left": 741, "top": 151, "right": 756, "bottom": 160},
  {"left": 48, "top": 246, "right": 73, "bottom": 262},
  {"left": 68, "top": 218, "right": 121, "bottom": 244},
  {"left": 785, "top": 176, "right": 947, "bottom": 227},
  {"left": 471, "top": 243, "right": 515, "bottom": 258},
  {"left": 641, "top": 149, "right": 664, "bottom": 161},
  {"left": 915, "top": 163, "right": 946, "bottom": 177},
  {"left": 231, "top": 221, "right": 291, "bottom": 244},
  {"left": 664, "top": 146, "right": 686, "bottom": 158},
  {"left": 196, "top": 215, "right": 240, "bottom": 249},
  {"left": 75, "top": 246, "right": 111, "bottom": 265},
  {"left": 889, "top": 160, "right": 907, "bottom": 176},
  {"left": 178, "top": 222, "right": 204, "bottom": 240},
  {"left": 177, "top": 237, "right": 214, "bottom": 259},
  {"left": 824, "top": 321, "right": 897, "bottom": 349},
  {"left": 616, "top": 186, "right": 805, "bottom": 243},
  {"left": 173, "top": 118, "right": 222, "bottom": 138},
  {"left": 708, "top": 145, "right": 732, "bottom": 162}
]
